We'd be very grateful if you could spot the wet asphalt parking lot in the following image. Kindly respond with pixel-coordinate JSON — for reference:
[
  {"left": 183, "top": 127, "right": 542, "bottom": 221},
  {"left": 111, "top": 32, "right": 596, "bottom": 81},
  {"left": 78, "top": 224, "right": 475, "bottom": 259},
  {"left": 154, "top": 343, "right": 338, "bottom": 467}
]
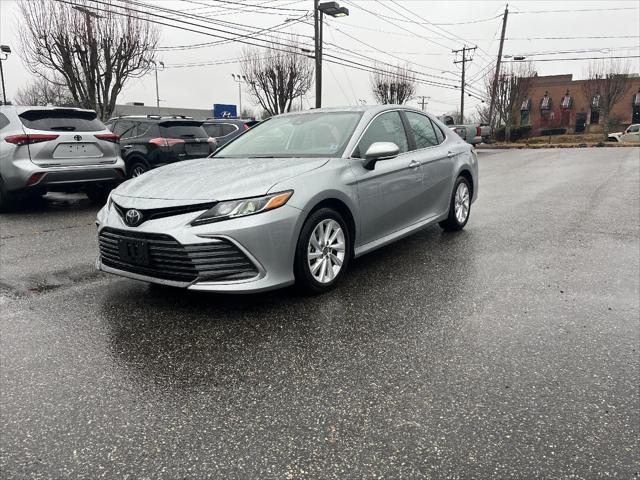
[{"left": 1, "top": 148, "right": 639, "bottom": 479}]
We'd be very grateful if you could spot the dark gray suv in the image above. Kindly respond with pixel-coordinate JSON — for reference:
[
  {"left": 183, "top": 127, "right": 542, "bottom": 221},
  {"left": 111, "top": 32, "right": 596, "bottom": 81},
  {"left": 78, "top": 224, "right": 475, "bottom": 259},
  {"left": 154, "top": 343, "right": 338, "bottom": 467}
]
[
  {"left": 0, "top": 106, "right": 125, "bottom": 210},
  {"left": 201, "top": 118, "right": 259, "bottom": 147}
]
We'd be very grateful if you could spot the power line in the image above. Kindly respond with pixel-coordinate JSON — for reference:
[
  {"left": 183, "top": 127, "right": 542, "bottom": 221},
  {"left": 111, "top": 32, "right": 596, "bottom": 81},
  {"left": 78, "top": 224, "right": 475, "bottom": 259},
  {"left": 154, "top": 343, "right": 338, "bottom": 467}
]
[
  {"left": 503, "top": 55, "right": 640, "bottom": 63},
  {"left": 56, "top": 0, "right": 464, "bottom": 92},
  {"left": 180, "top": 0, "right": 307, "bottom": 13},
  {"left": 512, "top": 7, "right": 639, "bottom": 14}
]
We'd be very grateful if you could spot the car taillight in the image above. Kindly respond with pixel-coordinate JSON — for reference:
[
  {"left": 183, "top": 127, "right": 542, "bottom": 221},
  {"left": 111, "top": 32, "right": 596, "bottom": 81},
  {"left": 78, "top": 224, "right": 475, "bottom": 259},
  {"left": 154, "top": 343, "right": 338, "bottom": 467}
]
[
  {"left": 4, "top": 134, "right": 59, "bottom": 146},
  {"left": 476, "top": 126, "right": 482, "bottom": 136},
  {"left": 149, "top": 137, "right": 185, "bottom": 146},
  {"left": 243, "top": 123, "right": 250, "bottom": 131},
  {"left": 95, "top": 133, "right": 120, "bottom": 143},
  {"left": 207, "top": 137, "right": 217, "bottom": 145}
]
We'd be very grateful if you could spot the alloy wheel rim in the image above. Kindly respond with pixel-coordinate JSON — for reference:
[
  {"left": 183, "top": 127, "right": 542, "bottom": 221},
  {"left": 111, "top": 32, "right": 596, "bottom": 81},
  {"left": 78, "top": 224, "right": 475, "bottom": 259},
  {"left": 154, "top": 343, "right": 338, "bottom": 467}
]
[
  {"left": 132, "top": 166, "right": 146, "bottom": 177},
  {"left": 307, "top": 219, "right": 346, "bottom": 284},
  {"left": 454, "top": 182, "right": 470, "bottom": 224}
]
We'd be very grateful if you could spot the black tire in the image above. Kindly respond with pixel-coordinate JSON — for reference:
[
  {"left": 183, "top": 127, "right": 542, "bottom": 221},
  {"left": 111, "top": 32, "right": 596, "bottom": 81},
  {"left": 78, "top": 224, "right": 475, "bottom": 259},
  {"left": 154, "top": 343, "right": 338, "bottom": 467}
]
[
  {"left": 85, "top": 184, "right": 110, "bottom": 204},
  {"left": 0, "top": 179, "right": 15, "bottom": 213},
  {"left": 439, "top": 176, "right": 472, "bottom": 231},
  {"left": 128, "top": 161, "right": 148, "bottom": 178},
  {"left": 294, "top": 207, "right": 351, "bottom": 295}
]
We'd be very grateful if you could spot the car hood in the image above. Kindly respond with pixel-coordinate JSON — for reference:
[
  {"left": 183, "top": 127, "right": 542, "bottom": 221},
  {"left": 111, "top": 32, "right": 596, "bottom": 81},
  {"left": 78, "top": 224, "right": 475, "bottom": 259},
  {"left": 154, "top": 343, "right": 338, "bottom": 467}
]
[{"left": 114, "top": 156, "right": 329, "bottom": 202}]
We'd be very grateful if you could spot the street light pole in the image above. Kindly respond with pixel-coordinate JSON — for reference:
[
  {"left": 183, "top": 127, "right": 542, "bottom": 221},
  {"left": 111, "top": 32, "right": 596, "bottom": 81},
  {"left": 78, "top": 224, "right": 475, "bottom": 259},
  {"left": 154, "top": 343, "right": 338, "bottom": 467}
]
[
  {"left": 231, "top": 74, "right": 247, "bottom": 117},
  {"left": 152, "top": 61, "right": 165, "bottom": 113},
  {"left": 314, "top": 2, "right": 349, "bottom": 108},
  {"left": 0, "top": 46, "right": 9, "bottom": 105}
]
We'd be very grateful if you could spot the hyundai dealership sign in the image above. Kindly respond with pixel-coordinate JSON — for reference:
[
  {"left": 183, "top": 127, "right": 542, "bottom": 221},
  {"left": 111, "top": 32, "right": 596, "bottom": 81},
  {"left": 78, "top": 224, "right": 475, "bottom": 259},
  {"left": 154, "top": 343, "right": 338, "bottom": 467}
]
[{"left": 212, "top": 104, "right": 238, "bottom": 119}]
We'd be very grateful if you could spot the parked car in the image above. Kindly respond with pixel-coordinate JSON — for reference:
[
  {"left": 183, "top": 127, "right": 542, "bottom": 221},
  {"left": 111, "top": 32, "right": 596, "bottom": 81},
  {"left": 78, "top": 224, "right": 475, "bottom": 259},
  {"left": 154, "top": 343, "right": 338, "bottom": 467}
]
[
  {"left": 608, "top": 124, "right": 640, "bottom": 143},
  {"left": 0, "top": 105, "right": 125, "bottom": 210},
  {"left": 437, "top": 115, "right": 489, "bottom": 145},
  {"left": 201, "top": 118, "right": 260, "bottom": 147},
  {"left": 96, "top": 105, "right": 478, "bottom": 294},
  {"left": 105, "top": 115, "right": 216, "bottom": 178}
]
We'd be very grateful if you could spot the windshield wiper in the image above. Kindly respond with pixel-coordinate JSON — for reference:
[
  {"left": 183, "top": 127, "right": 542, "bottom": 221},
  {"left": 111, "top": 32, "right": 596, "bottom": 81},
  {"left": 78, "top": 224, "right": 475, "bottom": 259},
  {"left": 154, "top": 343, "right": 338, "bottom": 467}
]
[{"left": 247, "top": 155, "right": 275, "bottom": 158}]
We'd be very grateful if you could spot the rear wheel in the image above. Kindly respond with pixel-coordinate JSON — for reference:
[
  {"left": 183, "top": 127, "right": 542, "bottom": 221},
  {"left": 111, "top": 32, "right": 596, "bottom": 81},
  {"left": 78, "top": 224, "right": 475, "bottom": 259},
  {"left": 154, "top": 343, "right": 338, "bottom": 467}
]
[
  {"left": 128, "top": 162, "right": 148, "bottom": 178},
  {"left": 439, "top": 176, "right": 471, "bottom": 231},
  {"left": 85, "top": 184, "right": 110, "bottom": 204},
  {"left": 0, "top": 180, "right": 14, "bottom": 212},
  {"left": 294, "top": 208, "right": 351, "bottom": 294}
]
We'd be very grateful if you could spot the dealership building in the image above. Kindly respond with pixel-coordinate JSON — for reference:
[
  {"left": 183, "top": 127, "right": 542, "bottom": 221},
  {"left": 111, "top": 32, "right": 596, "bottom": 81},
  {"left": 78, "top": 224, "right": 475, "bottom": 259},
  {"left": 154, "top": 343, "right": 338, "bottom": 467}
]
[{"left": 515, "top": 73, "right": 640, "bottom": 135}]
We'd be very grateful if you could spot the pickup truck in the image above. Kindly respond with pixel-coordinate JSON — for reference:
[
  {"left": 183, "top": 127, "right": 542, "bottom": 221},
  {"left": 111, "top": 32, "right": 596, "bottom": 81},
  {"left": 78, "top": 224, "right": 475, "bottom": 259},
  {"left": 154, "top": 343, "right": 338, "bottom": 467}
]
[
  {"left": 438, "top": 115, "right": 491, "bottom": 145},
  {"left": 608, "top": 124, "right": 640, "bottom": 143}
]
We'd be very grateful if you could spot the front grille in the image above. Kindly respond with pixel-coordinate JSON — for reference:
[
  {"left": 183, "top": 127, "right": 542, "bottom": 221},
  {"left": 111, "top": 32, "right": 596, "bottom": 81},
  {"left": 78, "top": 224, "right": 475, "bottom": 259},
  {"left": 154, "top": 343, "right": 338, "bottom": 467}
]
[
  {"left": 112, "top": 201, "right": 217, "bottom": 226},
  {"left": 99, "top": 227, "right": 259, "bottom": 283}
]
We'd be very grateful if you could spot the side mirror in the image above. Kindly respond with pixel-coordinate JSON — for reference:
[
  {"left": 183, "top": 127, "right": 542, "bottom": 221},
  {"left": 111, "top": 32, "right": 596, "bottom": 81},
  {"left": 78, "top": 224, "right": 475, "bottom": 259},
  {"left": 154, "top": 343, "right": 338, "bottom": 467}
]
[{"left": 363, "top": 142, "right": 399, "bottom": 170}]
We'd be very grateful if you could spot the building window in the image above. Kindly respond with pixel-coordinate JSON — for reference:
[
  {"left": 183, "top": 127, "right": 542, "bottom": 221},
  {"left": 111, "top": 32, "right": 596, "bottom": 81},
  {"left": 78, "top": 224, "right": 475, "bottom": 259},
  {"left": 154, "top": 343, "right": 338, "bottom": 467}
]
[
  {"left": 540, "top": 92, "right": 552, "bottom": 111},
  {"left": 560, "top": 91, "right": 572, "bottom": 109},
  {"left": 590, "top": 110, "right": 599, "bottom": 124},
  {"left": 520, "top": 110, "right": 530, "bottom": 126}
]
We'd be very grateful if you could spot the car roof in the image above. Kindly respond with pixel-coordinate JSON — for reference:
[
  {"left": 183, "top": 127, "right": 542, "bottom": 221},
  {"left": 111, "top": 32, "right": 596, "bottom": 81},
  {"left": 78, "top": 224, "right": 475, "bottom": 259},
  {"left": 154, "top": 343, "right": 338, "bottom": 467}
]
[
  {"left": 106, "top": 115, "right": 201, "bottom": 123},
  {"left": 276, "top": 104, "right": 432, "bottom": 117},
  {"left": 203, "top": 118, "right": 254, "bottom": 124},
  {"left": 0, "top": 105, "right": 97, "bottom": 115}
]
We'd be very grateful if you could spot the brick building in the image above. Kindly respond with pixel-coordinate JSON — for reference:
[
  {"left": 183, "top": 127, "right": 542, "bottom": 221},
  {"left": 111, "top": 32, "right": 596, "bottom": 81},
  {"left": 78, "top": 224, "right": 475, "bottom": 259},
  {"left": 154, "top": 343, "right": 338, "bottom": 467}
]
[{"left": 515, "top": 73, "right": 640, "bottom": 135}]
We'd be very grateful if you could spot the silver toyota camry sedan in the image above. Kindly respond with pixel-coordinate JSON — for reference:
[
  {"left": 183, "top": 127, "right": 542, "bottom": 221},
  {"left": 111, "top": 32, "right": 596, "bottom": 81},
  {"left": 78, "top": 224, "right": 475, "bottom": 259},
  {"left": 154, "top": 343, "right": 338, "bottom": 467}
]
[{"left": 96, "top": 105, "right": 478, "bottom": 294}]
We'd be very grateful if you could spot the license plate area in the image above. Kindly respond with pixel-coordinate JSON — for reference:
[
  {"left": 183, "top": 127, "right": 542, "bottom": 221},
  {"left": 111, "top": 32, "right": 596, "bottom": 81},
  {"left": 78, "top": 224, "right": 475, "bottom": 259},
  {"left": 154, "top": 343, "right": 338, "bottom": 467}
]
[
  {"left": 118, "top": 239, "right": 149, "bottom": 266},
  {"left": 53, "top": 143, "right": 102, "bottom": 158}
]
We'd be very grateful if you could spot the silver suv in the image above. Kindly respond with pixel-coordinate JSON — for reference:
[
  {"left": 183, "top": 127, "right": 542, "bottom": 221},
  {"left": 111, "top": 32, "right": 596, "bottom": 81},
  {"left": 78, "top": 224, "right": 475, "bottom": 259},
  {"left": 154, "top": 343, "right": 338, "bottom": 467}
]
[{"left": 0, "top": 106, "right": 126, "bottom": 210}]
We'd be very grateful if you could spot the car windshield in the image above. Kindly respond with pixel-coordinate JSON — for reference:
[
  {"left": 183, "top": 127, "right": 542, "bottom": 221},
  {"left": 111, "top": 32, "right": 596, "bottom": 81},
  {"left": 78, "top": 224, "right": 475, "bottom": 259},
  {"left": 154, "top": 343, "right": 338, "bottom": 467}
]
[{"left": 214, "top": 112, "right": 362, "bottom": 158}]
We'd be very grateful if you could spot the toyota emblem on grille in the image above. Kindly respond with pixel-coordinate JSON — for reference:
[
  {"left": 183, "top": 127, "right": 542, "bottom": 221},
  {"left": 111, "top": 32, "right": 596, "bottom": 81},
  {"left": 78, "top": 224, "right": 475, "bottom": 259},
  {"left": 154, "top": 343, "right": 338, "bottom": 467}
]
[
  {"left": 73, "top": 135, "right": 83, "bottom": 141},
  {"left": 125, "top": 209, "right": 143, "bottom": 227}
]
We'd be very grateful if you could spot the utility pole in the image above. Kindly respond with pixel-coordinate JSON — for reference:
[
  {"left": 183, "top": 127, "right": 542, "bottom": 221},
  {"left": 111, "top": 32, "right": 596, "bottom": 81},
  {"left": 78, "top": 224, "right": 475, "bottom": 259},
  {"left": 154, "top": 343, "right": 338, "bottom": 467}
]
[
  {"left": 488, "top": 4, "right": 509, "bottom": 129},
  {"left": 417, "top": 95, "right": 430, "bottom": 111},
  {"left": 453, "top": 45, "right": 476, "bottom": 124}
]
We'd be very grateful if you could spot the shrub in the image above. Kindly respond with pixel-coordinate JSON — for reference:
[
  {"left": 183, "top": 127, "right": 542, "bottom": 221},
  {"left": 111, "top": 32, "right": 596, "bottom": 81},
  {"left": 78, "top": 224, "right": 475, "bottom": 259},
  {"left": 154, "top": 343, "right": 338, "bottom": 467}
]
[{"left": 540, "top": 128, "right": 567, "bottom": 136}]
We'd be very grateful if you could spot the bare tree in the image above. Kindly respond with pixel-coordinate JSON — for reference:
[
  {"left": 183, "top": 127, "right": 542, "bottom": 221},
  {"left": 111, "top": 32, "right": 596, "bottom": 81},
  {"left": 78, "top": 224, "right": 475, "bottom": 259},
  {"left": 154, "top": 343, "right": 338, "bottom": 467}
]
[
  {"left": 18, "top": 0, "right": 159, "bottom": 120},
  {"left": 484, "top": 62, "right": 535, "bottom": 142},
  {"left": 240, "top": 38, "right": 313, "bottom": 116},
  {"left": 371, "top": 64, "right": 416, "bottom": 105},
  {"left": 14, "top": 76, "right": 78, "bottom": 107},
  {"left": 582, "top": 59, "right": 631, "bottom": 140}
]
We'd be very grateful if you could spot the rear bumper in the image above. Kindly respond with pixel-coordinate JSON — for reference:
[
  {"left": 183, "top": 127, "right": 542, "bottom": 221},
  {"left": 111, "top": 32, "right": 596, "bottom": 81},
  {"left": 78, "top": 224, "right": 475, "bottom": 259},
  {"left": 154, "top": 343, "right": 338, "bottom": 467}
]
[{"left": 2, "top": 158, "right": 125, "bottom": 192}]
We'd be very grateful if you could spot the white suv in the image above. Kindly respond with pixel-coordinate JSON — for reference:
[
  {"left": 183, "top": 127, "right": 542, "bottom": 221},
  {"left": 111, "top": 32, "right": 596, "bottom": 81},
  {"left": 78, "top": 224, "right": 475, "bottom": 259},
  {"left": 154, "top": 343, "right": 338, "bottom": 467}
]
[{"left": 0, "top": 106, "right": 126, "bottom": 211}]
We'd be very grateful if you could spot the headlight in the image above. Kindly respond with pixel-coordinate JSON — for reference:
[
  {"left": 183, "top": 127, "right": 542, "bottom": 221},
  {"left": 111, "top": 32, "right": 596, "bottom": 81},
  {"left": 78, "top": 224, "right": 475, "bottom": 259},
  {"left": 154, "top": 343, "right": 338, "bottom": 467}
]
[{"left": 191, "top": 190, "right": 293, "bottom": 226}]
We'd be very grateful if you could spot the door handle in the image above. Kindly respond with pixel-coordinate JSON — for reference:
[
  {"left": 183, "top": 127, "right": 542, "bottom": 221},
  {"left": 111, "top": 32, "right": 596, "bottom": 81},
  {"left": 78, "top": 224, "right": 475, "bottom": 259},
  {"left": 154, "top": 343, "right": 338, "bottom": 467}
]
[
  {"left": 408, "top": 160, "right": 421, "bottom": 169},
  {"left": 447, "top": 151, "right": 455, "bottom": 158},
  {"left": 122, "top": 145, "right": 133, "bottom": 149}
]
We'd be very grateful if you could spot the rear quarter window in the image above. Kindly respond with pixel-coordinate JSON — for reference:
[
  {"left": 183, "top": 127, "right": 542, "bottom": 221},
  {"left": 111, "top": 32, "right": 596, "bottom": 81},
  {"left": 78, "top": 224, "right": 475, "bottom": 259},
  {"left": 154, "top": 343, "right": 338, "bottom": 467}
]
[
  {"left": 0, "top": 113, "right": 10, "bottom": 130},
  {"left": 19, "top": 109, "right": 105, "bottom": 132}
]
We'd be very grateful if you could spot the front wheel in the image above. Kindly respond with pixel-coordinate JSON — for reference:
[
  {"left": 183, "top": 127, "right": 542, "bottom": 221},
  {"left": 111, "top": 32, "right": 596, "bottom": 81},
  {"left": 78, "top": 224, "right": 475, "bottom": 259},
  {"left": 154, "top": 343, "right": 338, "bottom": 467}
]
[
  {"left": 294, "top": 208, "right": 351, "bottom": 294},
  {"left": 439, "top": 176, "right": 471, "bottom": 231}
]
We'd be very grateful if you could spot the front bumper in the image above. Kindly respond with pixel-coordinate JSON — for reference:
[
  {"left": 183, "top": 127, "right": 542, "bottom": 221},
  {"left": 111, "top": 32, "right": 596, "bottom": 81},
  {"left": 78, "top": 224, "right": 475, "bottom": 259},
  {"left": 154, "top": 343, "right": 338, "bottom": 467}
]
[{"left": 96, "top": 199, "right": 303, "bottom": 293}]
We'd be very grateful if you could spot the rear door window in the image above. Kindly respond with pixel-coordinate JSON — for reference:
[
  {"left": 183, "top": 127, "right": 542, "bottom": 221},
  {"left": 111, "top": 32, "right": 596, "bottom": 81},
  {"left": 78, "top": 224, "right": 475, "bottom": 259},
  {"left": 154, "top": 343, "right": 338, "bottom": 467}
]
[
  {"left": 19, "top": 109, "right": 105, "bottom": 132},
  {"left": 112, "top": 121, "right": 137, "bottom": 139},
  {"left": 203, "top": 124, "right": 222, "bottom": 137},
  {"left": 221, "top": 124, "right": 238, "bottom": 136},
  {"left": 161, "top": 122, "right": 208, "bottom": 139},
  {"left": 405, "top": 111, "right": 440, "bottom": 149}
]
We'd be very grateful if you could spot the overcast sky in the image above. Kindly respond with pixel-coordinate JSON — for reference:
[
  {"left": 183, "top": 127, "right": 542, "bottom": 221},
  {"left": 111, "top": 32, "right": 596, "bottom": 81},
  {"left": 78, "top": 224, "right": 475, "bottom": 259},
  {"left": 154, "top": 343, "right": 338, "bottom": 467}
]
[{"left": 1, "top": 0, "right": 639, "bottom": 117}]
